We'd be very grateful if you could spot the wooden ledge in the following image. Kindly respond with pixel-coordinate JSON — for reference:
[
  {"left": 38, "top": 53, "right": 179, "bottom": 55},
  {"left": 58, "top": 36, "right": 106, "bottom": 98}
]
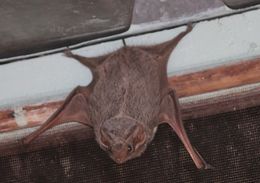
[
  {"left": 0, "top": 58, "right": 260, "bottom": 133},
  {"left": 169, "top": 57, "right": 260, "bottom": 97}
]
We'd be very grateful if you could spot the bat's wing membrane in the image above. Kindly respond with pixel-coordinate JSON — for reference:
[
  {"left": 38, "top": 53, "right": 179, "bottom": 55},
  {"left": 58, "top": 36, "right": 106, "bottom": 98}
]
[
  {"left": 64, "top": 49, "right": 107, "bottom": 70},
  {"left": 139, "top": 24, "right": 193, "bottom": 62},
  {"left": 139, "top": 24, "right": 193, "bottom": 95},
  {"left": 22, "top": 86, "right": 92, "bottom": 145},
  {"left": 23, "top": 50, "right": 110, "bottom": 145},
  {"left": 159, "top": 89, "right": 212, "bottom": 169},
  {"left": 64, "top": 50, "right": 110, "bottom": 88}
]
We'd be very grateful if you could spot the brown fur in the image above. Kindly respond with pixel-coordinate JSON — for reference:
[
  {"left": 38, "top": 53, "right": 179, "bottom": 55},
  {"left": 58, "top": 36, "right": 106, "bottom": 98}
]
[{"left": 22, "top": 24, "right": 212, "bottom": 169}]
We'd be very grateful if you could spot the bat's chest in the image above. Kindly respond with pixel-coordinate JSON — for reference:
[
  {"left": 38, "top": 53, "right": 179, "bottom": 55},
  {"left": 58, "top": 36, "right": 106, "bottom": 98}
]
[{"left": 89, "top": 48, "right": 162, "bottom": 124}]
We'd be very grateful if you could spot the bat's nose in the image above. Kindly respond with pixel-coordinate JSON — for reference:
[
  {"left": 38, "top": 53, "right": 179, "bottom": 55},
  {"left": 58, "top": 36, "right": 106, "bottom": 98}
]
[
  {"left": 115, "top": 158, "right": 124, "bottom": 164},
  {"left": 112, "top": 143, "right": 128, "bottom": 164},
  {"left": 114, "top": 156, "right": 127, "bottom": 164}
]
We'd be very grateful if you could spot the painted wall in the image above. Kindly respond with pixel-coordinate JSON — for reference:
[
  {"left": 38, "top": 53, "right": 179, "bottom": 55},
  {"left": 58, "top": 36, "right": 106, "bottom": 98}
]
[{"left": 0, "top": 9, "right": 260, "bottom": 109}]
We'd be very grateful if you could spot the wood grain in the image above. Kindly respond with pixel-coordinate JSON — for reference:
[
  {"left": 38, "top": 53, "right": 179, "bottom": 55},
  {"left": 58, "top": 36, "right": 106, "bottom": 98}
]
[
  {"left": 170, "top": 58, "right": 260, "bottom": 97},
  {"left": 0, "top": 58, "right": 260, "bottom": 133},
  {"left": 0, "top": 110, "right": 17, "bottom": 132}
]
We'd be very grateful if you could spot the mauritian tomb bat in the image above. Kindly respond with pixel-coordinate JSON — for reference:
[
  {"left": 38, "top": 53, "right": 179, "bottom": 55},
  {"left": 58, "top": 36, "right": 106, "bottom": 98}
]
[{"left": 22, "top": 24, "right": 211, "bottom": 169}]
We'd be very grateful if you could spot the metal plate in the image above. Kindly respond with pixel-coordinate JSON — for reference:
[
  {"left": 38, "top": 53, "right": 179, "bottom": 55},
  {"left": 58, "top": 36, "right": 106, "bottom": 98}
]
[
  {"left": 132, "top": 0, "right": 223, "bottom": 24},
  {"left": 0, "top": 0, "right": 134, "bottom": 59}
]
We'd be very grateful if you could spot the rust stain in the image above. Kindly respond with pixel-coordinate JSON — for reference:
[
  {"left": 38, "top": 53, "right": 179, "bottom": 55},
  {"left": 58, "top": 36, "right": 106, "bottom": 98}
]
[
  {"left": 0, "top": 118, "right": 18, "bottom": 132},
  {"left": 0, "top": 110, "right": 14, "bottom": 120},
  {"left": 26, "top": 104, "right": 61, "bottom": 127},
  {"left": 23, "top": 101, "right": 62, "bottom": 111}
]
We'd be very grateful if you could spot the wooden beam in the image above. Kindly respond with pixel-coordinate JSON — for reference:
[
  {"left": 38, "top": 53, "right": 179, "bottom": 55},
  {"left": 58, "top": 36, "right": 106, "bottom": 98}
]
[
  {"left": 1, "top": 84, "right": 260, "bottom": 157},
  {"left": 170, "top": 58, "right": 260, "bottom": 97},
  {"left": 0, "top": 58, "right": 260, "bottom": 133}
]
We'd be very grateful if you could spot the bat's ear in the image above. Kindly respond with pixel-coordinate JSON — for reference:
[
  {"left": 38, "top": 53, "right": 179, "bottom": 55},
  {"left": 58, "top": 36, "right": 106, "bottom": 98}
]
[
  {"left": 141, "top": 24, "right": 193, "bottom": 60},
  {"left": 132, "top": 124, "right": 146, "bottom": 149},
  {"left": 100, "top": 129, "right": 111, "bottom": 149}
]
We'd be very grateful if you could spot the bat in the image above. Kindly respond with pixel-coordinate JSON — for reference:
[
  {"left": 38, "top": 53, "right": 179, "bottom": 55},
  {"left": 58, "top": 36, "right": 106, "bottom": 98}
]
[{"left": 22, "top": 24, "right": 212, "bottom": 169}]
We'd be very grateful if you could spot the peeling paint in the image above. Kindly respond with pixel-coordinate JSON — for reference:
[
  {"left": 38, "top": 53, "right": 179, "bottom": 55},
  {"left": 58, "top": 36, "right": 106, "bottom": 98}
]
[{"left": 13, "top": 107, "right": 28, "bottom": 127}]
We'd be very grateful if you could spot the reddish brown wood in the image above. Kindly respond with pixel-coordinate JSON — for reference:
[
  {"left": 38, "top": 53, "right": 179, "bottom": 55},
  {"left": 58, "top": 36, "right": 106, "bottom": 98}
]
[
  {"left": 1, "top": 83, "right": 260, "bottom": 158},
  {"left": 25, "top": 101, "right": 61, "bottom": 127},
  {"left": 0, "top": 109, "right": 13, "bottom": 119},
  {"left": 0, "top": 118, "right": 18, "bottom": 132},
  {"left": 1, "top": 59, "right": 260, "bottom": 133},
  {"left": 0, "top": 110, "right": 17, "bottom": 132},
  {"left": 170, "top": 58, "right": 260, "bottom": 97},
  {"left": 181, "top": 87, "right": 260, "bottom": 119}
]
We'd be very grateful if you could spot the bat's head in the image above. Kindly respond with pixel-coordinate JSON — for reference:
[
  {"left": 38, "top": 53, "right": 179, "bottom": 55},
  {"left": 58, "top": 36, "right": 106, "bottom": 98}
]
[{"left": 96, "top": 116, "right": 151, "bottom": 164}]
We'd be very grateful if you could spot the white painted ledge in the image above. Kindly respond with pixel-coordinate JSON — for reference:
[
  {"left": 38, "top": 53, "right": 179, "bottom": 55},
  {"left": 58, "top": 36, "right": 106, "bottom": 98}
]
[
  {"left": 0, "top": 41, "right": 123, "bottom": 109},
  {"left": 0, "top": 9, "right": 260, "bottom": 109},
  {"left": 126, "top": 9, "right": 260, "bottom": 75}
]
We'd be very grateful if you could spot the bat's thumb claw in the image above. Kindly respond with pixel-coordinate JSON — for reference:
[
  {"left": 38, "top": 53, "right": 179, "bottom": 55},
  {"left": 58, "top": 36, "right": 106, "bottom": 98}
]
[
  {"left": 186, "top": 23, "right": 194, "bottom": 32},
  {"left": 64, "top": 48, "right": 73, "bottom": 58}
]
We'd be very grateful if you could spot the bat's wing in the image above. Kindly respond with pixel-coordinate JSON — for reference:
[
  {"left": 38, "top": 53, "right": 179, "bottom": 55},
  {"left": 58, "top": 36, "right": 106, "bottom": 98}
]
[
  {"left": 64, "top": 49, "right": 107, "bottom": 70},
  {"left": 159, "top": 89, "right": 212, "bottom": 169},
  {"left": 64, "top": 50, "right": 110, "bottom": 88},
  {"left": 139, "top": 24, "right": 193, "bottom": 94},
  {"left": 140, "top": 24, "right": 193, "bottom": 62},
  {"left": 22, "top": 86, "right": 92, "bottom": 145},
  {"left": 22, "top": 50, "right": 110, "bottom": 144}
]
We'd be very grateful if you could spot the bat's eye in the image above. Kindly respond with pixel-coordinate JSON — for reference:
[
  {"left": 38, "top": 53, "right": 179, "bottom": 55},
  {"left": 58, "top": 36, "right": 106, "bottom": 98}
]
[{"left": 127, "top": 144, "right": 133, "bottom": 153}]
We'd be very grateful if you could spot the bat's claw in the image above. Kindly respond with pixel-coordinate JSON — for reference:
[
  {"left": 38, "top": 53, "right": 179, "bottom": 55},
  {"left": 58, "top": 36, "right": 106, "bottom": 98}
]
[
  {"left": 186, "top": 23, "right": 194, "bottom": 32},
  {"left": 64, "top": 48, "right": 74, "bottom": 58},
  {"left": 202, "top": 163, "right": 215, "bottom": 170}
]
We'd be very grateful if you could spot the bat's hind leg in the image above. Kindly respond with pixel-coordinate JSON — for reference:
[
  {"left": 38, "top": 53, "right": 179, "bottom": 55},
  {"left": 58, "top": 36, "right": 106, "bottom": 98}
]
[{"left": 159, "top": 89, "right": 213, "bottom": 169}]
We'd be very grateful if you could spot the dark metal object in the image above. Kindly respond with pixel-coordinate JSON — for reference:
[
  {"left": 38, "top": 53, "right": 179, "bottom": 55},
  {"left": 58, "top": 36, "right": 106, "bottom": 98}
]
[
  {"left": 222, "top": 0, "right": 260, "bottom": 9},
  {"left": 0, "top": 0, "right": 134, "bottom": 59},
  {"left": 133, "top": 0, "right": 223, "bottom": 24}
]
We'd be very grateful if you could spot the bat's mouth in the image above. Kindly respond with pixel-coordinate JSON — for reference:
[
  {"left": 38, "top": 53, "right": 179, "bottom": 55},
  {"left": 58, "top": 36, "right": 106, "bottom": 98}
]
[
  {"left": 108, "top": 148, "right": 130, "bottom": 164},
  {"left": 113, "top": 157, "right": 127, "bottom": 164}
]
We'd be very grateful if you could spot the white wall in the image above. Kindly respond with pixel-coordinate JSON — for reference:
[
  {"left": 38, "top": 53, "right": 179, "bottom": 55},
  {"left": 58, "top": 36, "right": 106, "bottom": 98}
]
[{"left": 0, "top": 9, "right": 260, "bottom": 109}]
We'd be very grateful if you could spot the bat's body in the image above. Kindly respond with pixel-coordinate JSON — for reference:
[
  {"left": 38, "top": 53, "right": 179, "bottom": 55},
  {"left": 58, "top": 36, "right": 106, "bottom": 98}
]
[{"left": 23, "top": 24, "right": 212, "bottom": 169}]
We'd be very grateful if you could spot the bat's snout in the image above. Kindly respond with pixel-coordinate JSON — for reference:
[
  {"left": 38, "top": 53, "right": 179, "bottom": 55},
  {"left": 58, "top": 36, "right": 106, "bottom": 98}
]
[{"left": 114, "top": 157, "right": 126, "bottom": 164}]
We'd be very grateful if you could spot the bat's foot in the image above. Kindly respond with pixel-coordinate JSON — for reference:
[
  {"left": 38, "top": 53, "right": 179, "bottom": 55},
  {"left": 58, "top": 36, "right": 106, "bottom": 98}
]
[
  {"left": 192, "top": 147, "right": 214, "bottom": 170},
  {"left": 64, "top": 48, "right": 74, "bottom": 58},
  {"left": 186, "top": 23, "right": 195, "bottom": 32},
  {"left": 201, "top": 163, "right": 215, "bottom": 170}
]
